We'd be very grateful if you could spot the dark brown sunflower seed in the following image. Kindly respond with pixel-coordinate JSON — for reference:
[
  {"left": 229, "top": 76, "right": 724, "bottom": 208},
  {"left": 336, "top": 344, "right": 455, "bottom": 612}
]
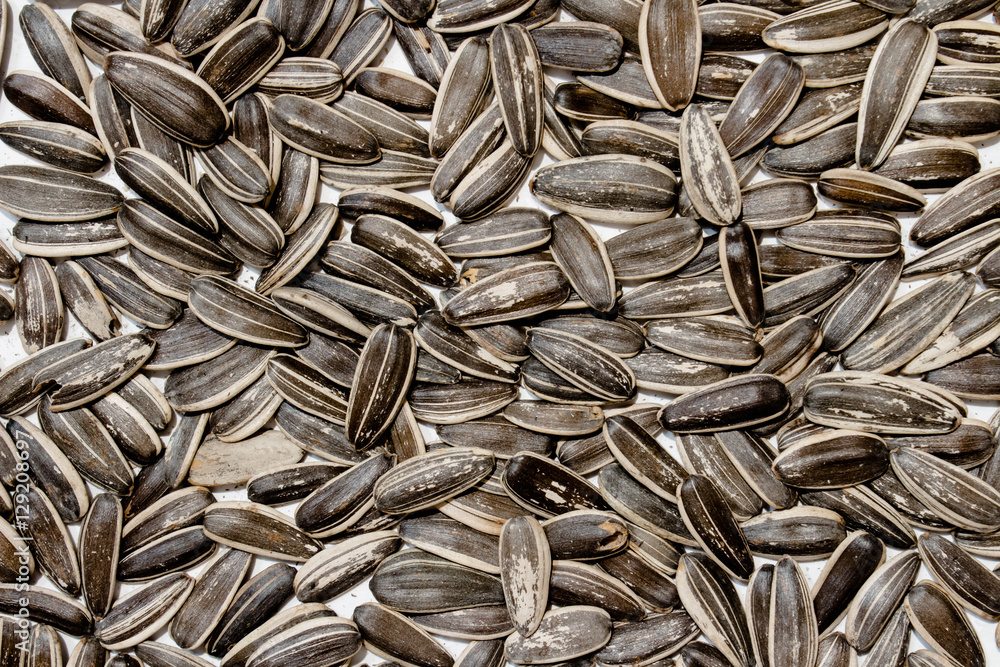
[
  {"left": 3, "top": 70, "right": 96, "bottom": 132},
  {"left": 675, "top": 552, "right": 753, "bottom": 667},
  {"left": 908, "top": 219, "right": 1000, "bottom": 283},
  {"left": 192, "top": 18, "right": 283, "bottom": 104},
  {"left": 918, "top": 532, "right": 1000, "bottom": 620},
  {"left": 332, "top": 91, "right": 430, "bottom": 158},
  {"left": 527, "top": 328, "right": 636, "bottom": 403},
  {"left": 203, "top": 501, "right": 323, "bottom": 562},
  {"left": 427, "top": 36, "right": 491, "bottom": 159},
  {"left": 906, "top": 95, "right": 1000, "bottom": 144},
  {"left": 102, "top": 52, "right": 227, "bottom": 148},
  {"left": 842, "top": 271, "right": 974, "bottom": 373},
  {"left": 530, "top": 155, "right": 677, "bottom": 224},
  {"left": 163, "top": 343, "right": 273, "bottom": 412},
  {"left": 856, "top": 19, "right": 937, "bottom": 170},
  {"left": 892, "top": 446, "right": 1000, "bottom": 532},
  {"left": 196, "top": 137, "right": 272, "bottom": 204},
  {"left": 503, "top": 606, "right": 612, "bottom": 665},
  {"left": 638, "top": 0, "right": 699, "bottom": 110},
  {"left": 762, "top": 121, "right": 857, "bottom": 178},
  {"left": 718, "top": 53, "right": 805, "bottom": 158},
  {"left": 0, "top": 119, "right": 105, "bottom": 173},
  {"left": 680, "top": 104, "right": 741, "bottom": 227},
  {"left": 114, "top": 148, "right": 216, "bottom": 232},
  {"left": 699, "top": 2, "right": 776, "bottom": 51},
  {"left": 778, "top": 211, "right": 892, "bottom": 261},
  {"left": 77, "top": 254, "right": 184, "bottom": 328},
  {"left": 188, "top": 276, "right": 307, "bottom": 347},
  {"left": 354, "top": 66, "right": 436, "bottom": 118},
  {"left": 810, "top": 530, "right": 886, "bottom": 636},
  {"left": 245, "top": 616, "right": 361, "bottom": 667},
  {"left": 597, "top": 463, "right": 693, "bottom": 545},
  {"left": 772, "top": 429, "right": 889, "bottom": 489},
  {"left": 905, "top": 580, "right": 984, "bottom": 667},
  {"left": 763, "top": 0, "right": 887, "bottom": 53},
  {"left": 741, "top": 506, "right": 847, "bottom": 560},
  {"left": 257, "top": 207, "right": 340, "bottom": 294},
  {"left": 740, "top": 179, "right": 817, "bottom": 231},
  {"left": 677, "top": 474, "right": 753, "bottom": 581},
  {"left": 321, "top": 242, "right": 434, "bottom": 311},
  {"left": 94, "top": 573, "right": 194, "bottom": 650},
  {"left": 19, "top": 2, "right": 90, "bottom": 101},
  {"left": 772, "top": 82, "right": 864, "bottom": 146},
  {"left": 0, "top": 164, "right": 122, "bottom": 222},
  {"left": 207, "top": 564, "right": 299, "bottom": 659},
  {"left": 267, "top": 93, "right": 379, "bottom": 164},
  {"left": 658, "top": 374, "right": 790, "bottom": 433},
  {"left": 409, "top": 378, "right": 518, "bottom": 425},
  {"left": 370, "top": 549, "right": 505, "bottom": 613}
]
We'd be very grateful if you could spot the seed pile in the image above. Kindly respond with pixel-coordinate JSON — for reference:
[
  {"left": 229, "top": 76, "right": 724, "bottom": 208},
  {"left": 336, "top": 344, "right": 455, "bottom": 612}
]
[{"left": 0, "top": 0, "right": 1000, "bottom": 664}]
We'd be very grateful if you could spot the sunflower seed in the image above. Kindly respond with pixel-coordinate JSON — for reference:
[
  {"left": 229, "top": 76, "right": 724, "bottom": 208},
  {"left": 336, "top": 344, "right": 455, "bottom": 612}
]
[
  {"left": 94, "top": 573, "right": 194, "bottom": 650},
  {"left": 699, "top": 2, "right": 777, "bottom": 51},
  {"left": 329, "top": 7, "right": 391, "bottom": 84},
  {"left": 772, "top": 430, "right": 889, "bottom": 489},
  {"left": 19, "top": 2, "right": 91, "bottom": 100},
  {"left": 772, "top": 83, "right": 863, "bottom": 146},
  {"left": 917, "top": 532, "right": 1000, "bottom": 620},
  {"left": 856, "top": 20, "right": 937, "bottom": 169},
  {"left": 843, "top": 271, "right": 974, "bottom": 373},
  {"left": 719, "top": 53, "right": 805, "bottom": 157},
  {"left": 3, "top": 70, "right": 96, "bottom": 132},
  {"left": 427, "top": 36, "right": 491, "bottom": 158},
  {"left": 135, "top": 642, "right": 214, "bottom": 667},
  {"left": 0, "top": 119, "right": 104, "bottom": 173},
  {"left": 762, "top": 122, "right": 857, "bottom": 178},
  {"left": 164, "top": 343, "right": 273, "bottom": 412},
  {"left": 637, "top": 0, "right": 699, "bottom": 110},
  {"left": 741, "top": 506, "right": 847, "bottom": 560},
  {"left": 892, "top": 446, "right": 1000, "bottom": 532},
  {"left": 763, "top": 0, "right": 887, "bottom": 53},
  {"left": 503, "top": 606, "right": 612, "bottom": 665},
  {"left": 811, "top": 530, "right": 886, "bottom": 635},
  {"left": 658, "top": 374, "right": 790, "bottom": 433},
  {"left": 203, "top": 501, "right": 323, "bottom": 562},
  {"left": 205, "top": 563, "right": 296, "bottom": 657},
  {"left": 267, "top": 93, "right": 379, "bottom": 164},
  {"left": 844, "top": 551, "right": 918, "bottom": 652},
  {"left": 409, "top": 379, "right": 518, "bottom": 424},
  {"left": 245, "top": 616, "right": 361, "bottom": 667},
  {"left": 598, "top": 463, "right": 694, "bottom": 545},
  {"left": 530, "top": 155, "right": 677, "bottom": 224},
  {"left": 370, "top": 549, "right": 505, "bottom": 612},
  {"left": 905, "top": 580, "right": 984, "bottom": 667},
  {"left": 675, "top": 552, "right": 753, "bottom": 667},
  {"left": 0, "top": 165, "right": 123, "bottom": 223}
]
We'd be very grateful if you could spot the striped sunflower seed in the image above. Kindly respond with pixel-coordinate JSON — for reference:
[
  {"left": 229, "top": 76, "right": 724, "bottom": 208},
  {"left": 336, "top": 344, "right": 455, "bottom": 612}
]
[
  {"left": 503, "top": 606, "right": 612, "bottom": 665},
  {"left": 638, "top": 0, "right": 699, "bottom": 111},
  {"left": 904, "top": 580, "right": 984, "bottom": 667},
  {"left": 675, "top": 552, "right": 753, "bottom": 667},
  {"left": 856, "top": 19, "right": 937, "bottom": 170}
]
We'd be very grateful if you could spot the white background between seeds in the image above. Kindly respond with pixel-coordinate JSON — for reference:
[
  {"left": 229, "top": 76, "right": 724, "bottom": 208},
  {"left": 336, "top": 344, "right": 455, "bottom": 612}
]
[{"left": 1, "top": 0, "right": 1000, "bottom": 663}]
